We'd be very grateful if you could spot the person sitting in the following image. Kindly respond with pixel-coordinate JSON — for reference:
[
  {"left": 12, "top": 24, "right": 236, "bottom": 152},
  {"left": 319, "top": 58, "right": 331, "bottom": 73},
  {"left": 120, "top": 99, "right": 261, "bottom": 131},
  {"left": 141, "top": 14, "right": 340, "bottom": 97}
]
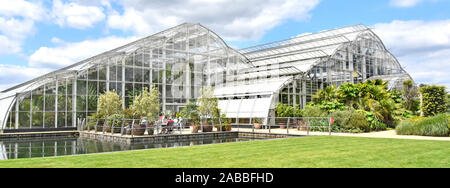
[
  {"left": 140, "top": 117, "right": 149, "bottom": 127},
  {"left": 158, "top": 115, "right": 167, "bottom": 134},
  {"left": 167, "top": 119, "right": 175, "bottom": 134}
]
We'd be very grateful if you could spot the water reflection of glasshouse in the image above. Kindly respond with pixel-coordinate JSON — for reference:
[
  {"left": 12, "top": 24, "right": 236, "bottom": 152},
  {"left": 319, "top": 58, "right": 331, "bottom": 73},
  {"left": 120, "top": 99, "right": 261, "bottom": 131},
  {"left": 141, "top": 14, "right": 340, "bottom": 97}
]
[
  {"left": 0, "top": 137, "right": 253, "bottom": 160},
  {"left": 0, "top": 23, "right": 412, "bottom": 130}
]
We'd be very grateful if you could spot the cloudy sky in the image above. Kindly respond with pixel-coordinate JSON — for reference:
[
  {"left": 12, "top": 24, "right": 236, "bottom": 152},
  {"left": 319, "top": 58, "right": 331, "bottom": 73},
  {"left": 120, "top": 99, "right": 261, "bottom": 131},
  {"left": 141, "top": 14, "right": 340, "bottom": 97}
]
[{"left": 0, "top": 0, "right": 449, "bottom": 91}]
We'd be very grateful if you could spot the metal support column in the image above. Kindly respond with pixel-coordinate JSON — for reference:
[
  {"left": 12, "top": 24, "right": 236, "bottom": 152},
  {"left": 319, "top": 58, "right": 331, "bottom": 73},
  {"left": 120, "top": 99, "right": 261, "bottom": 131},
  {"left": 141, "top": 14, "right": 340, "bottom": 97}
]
[
  {"left": 72, "top": 76, "right": 77, "bottom": 128},
  {"left": 55, "top": 79, "right": 58, "bottom": 128}
]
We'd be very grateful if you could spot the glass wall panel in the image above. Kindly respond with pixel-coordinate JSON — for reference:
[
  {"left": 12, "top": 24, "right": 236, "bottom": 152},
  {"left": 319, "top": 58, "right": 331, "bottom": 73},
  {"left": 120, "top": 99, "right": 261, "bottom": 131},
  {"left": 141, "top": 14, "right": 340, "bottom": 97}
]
[
  {"left": 99, "top": 82, "right": 107, "bottom": 94},
  {"left": 99, "top": 66, "right": 107, "bottom": 80},
  {"left": 57, "top": 95, "right": 66, "bottom": 112},
  {"left": 66, "top": 114, "right": 73, "bottom": 127},
  {"left": 31, "top": 112, "right": 43, "bottom": 128},
  {"left": 19, "top": 112, "right": 30, "bottom": 128},
  {"left": 88, "top": 81, "right": 98, "bottom": 96},
  {"left": 134, "top": 68, "right": 143, "bottom": 82},
  {"left": 57, "top": 112, "right": 66, "bottom": 127},
  {"left": 77, "top": 80, "right": 86, "bottom": 95},
  {"left": 109, "top": 65, "right": 117, "bottom": 81},
  {"left": 125, "top": 67, "right": 133, "bottom": 82},
  {"left": 44, "top": 112, "right": 55, "bottom": 128},
  {"left": 88, "top": 67, "right": 98, "bottom": 80},
  {"left": 44, "top": 95, "right": 55, "bottom": 112},
  {"left": 144, "top": 69, "right": 150, "bottom": 82},
  {"left": 117, "top": 65, "right": 123, "bottom": 81}
]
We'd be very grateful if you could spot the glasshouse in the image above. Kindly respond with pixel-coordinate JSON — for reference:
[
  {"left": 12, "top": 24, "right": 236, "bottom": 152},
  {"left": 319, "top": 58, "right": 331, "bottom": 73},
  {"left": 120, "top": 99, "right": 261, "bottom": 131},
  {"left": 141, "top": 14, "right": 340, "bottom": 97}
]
[{"left": 0, "top": 23, "right": 412, "bottom": 130}]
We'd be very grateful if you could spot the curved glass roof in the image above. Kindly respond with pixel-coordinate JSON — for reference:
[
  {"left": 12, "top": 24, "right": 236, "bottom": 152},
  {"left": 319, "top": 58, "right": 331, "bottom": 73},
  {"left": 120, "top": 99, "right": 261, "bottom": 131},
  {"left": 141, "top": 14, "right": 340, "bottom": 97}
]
[{"left": 1, "top": 23, "right": 248, "bottom": 95}]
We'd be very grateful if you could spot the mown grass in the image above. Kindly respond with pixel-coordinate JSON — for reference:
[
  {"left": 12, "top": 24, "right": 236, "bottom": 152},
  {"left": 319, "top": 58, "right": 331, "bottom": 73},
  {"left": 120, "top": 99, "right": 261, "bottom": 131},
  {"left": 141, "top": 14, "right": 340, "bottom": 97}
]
[{"left": 0, "top": 136, "right": 449, "bottom": 168}]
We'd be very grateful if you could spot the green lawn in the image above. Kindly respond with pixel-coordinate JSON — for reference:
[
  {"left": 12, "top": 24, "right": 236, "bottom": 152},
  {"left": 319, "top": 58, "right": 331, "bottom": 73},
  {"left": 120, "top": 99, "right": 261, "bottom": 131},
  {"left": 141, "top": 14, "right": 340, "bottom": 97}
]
[{"left": 0, "top": 136, "right": 449, "bottom": 168}]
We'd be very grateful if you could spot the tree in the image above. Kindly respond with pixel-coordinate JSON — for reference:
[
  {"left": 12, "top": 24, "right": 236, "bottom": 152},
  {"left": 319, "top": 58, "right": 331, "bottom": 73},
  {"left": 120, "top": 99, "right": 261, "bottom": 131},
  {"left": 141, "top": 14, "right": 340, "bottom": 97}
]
[
  {"left": 312, "top": 85, "right": 337, "bottom": 104},
  {"left": 130, "top": 85, "right": 161, "bottom": 119},
  {"left": 447, "top": 94, "right": 450, "bottom": 113},
  {"left": 197, "top": 87, "right": 220, "bottom": 122},
  {"left": 98, "top": 91, "right": 122, "bottom": 117},
  {"left": 420, "top": 85, "right": 447, "bottom": 116},
  {"left": 402, "top": 80, "right": 419, "bottom": 114},
  {"left": 337, "top": 82, "right": 361, "bottom": 108},
  {"left": 180, "top": 100, "right": 199, "bottom": 121}
]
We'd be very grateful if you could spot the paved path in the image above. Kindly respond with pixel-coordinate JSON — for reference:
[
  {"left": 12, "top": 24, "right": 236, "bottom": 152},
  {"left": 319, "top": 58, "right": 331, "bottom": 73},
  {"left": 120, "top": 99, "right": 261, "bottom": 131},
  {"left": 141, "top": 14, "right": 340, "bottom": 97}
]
[{"left": 234, "top": 128, "right": 450, "bottom": 141}]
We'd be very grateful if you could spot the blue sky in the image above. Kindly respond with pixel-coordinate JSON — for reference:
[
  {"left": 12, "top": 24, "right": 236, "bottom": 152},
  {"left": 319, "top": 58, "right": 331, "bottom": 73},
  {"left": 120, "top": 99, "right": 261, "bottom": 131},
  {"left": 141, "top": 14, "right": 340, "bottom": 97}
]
[{"left": 1, "top": 0, "right": 450, "bottom": 90}]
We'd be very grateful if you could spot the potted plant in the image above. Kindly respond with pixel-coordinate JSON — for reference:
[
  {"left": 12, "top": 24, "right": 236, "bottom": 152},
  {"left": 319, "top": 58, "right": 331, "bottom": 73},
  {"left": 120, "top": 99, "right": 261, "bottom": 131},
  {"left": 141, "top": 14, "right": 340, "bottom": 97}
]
[
  {"left": 191, "top": 120, "right": 200, "bottom": 133},
  {"left": 122, "top": 109, "right": 144, "bottom": 136},
  {"left": 197, "top": 87, "right": 220, "bottom": 133},
  {"left": 121, "top": 109, "right": 134, "bottom": 135},
  {"left": 146, "top": 120, "right": 155, "bottom": 135},
  {"left": 97, "top": 91, "right": 123, "bottom": 132},
  {"left": 180, "top": 100, "right": 200, "bottom": 133},
  {"left": 132, "top": 124, "right": 146, "bottom": 136},
  {"left": 215, "top": 114, "right": 231, "bottom": 131},
  {"left": 297, "top": 120, "right": 308, "bottom": 131},
  {"left": 222, "top": 115, "right": 232, "bottom": 131},
  {"left": 253, "top": 118, "right": 263, "bottom": 129},
  {"left": 129, "top": 85, "right": 161, "bottom": 136},
  {"left": 87, "top": 113, "right": 105, "bottom": 132},
  {"left": 106, "top": 114, "right": 124, "bottom": 133},
  {"left": 275, "top": 103, "right": 293, "bottom": 129}
]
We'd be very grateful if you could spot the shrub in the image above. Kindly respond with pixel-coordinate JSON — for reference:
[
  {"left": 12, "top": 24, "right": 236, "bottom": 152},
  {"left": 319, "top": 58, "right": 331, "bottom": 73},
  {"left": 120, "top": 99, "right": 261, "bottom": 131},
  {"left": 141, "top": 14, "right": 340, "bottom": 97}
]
[
  {"left": 403, "top": 80, "right": 420, "bottom": 114},
  {"left": 307, "top": 118, "right": 331, "bottom": 132},
  {"left": 332, "top": 109, "right": 352, "bottom": 128},
  {"left": 107, "top": 114, "right": 125, "bottom": 128},
  {"left": 301, "top": 105, "right": 328, "bottom": 117},
  {"left": 447, "top": 94, "right": 450, "bottom": 113},
  {"left": 420, "top": 85, "right": 447, "bottom": 117},
  {"left": 98, "top": 91, "right": 122, "bottom": 117},
  {"left": 448, "top": 115, "right": 450, "bottom": 130},
  {"left": 316, "top": 100, "right": 345, "bottom": 113},
  {"left": 197, "top": 87, "right": 220, "bottom": 122},
  {"left": 253, "top": 118, "right": 263, "bottom": 124},
  {"left": 371, "top": 120, "right": 387, "bottom": 131},
  {"left": 332, "top": 109, "right": 370, "bottom": 132},
  {"left": 130, "top": 85, "right": 161, "bottom": 119},
  {"left": 275, "top": 103, "right": 302, "bottom": 117},
  {"left": 396, "top": 114, "right": 449, "bottom": 137},
  {"left": 395, "top": 120, "right": 418, "bottom": 135},
  {"left": 86, "top": 113, "right": 105, "bottom": 130},
  {"left": 347, "top": 110, "right": 370, "bottom": 132},
  {"left": 180, "top": 100, "right": 199, "bottom": 121}
]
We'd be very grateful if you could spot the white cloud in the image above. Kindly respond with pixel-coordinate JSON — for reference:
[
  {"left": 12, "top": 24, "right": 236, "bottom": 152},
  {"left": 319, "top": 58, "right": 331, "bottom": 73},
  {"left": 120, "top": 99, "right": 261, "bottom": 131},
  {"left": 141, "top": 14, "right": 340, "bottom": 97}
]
[
  {"left": 0, "top": 35, "right": 22, "bottom": 54},
  {"left": 0, "top": 64, "right": 53, "bottom": 89},
  {"left": 0, "top": 17, "right": 35, "bottom": 40},
  {"left": 374, "top": 20, "right": 450, "bottom": 56},
  {"left": 0, "top": 0, "right": 46, "bottom": 21},
  {"left": 0, "top": 0, "right": 46, "bottom": 55},
  {"left": 373, "top": 19, "right": 450, "bottom": 89},
  {"left": 29, "top": 36, "right": 138, "bottom": 68},
  {"left": 107, "top": 8, "right": 152, "bottom": 36},
  {"left": 389, "top": 0, "right": 441, "bottom": 7},
  {"left": 390, "top": 0, "right": 424, "bottom": 7},
  {"left": 107, "top": 0, "right": 320, "bottom": 41},
  {"left": 52, "top": 0, "right": 106, "bottom": 29},
  {"left": 2, "top": 35, "right": 137, "bottom": 90}
]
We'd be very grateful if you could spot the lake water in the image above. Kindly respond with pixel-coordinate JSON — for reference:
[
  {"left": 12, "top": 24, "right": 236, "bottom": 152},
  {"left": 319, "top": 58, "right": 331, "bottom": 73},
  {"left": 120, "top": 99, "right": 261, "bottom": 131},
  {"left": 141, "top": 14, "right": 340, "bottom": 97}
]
[{"left": 0, "top": 136, "right": 256, "bottom": 160}]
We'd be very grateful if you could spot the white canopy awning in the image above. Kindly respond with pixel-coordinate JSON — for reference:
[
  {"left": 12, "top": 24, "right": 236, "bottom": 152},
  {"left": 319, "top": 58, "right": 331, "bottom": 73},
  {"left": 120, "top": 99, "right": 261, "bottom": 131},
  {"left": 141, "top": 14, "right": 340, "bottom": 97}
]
[
  {"left": 214, "top": 76, "right": 293, "bottom": 98},
  {"left": 0, "top": 93, "right": 15, "bottom": 129},
  {"left": 218, "top": 97, "right": 273, "bottom": 119},
  {"left": 215, "top": 76, "right": 293, "bottom": 119}
]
